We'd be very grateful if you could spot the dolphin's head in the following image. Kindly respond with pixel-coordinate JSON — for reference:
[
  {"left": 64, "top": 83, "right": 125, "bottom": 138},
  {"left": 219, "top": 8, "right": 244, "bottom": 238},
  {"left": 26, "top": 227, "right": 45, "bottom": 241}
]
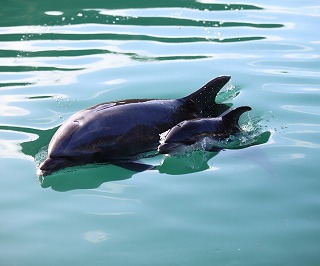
[{"left": 158, "top": 119, "right": 216, "bottom": 155}]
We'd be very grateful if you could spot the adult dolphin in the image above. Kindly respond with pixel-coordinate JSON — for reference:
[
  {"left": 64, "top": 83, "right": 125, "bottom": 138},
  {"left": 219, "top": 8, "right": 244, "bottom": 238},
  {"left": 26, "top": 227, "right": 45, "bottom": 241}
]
[{"left": 38, "top": 75, "right": 231, "bottom": 176}]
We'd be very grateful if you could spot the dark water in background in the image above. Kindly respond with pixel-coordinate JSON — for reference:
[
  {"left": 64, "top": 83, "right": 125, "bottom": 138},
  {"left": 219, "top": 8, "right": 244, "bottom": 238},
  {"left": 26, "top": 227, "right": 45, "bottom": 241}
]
[{"left": 1, "top": 0, "right": 320, "bottom": 265}]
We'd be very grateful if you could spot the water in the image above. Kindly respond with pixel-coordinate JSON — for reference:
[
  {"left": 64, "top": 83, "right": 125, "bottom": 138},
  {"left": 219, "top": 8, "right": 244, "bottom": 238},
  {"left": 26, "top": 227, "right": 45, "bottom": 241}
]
[{"left": 1, "top": 0, "right": 320, "bottom": 265}]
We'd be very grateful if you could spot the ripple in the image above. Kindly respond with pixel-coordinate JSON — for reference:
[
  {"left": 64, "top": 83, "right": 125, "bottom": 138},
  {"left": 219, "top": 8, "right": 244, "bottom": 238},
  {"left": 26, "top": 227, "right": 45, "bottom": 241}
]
[
  {"left": 263, "top": 83, "right": 320, "bottom": 94},
  {"left": 0, "top": 3, "right": 285, "bottom": 95},
  {"left": 280, "top": 136, "right": 320, "bottom": 149},
  {"left": 0, "top": 129, "right": 36, "bottom": 160},
  {"left": 282, "top": 105, "right": 320, "bottom": 116},
  {"left": 83, "top": 230, "right": 109, "bottom": 243},
  {"left": 0, "top": 95, "right": 30, "bottom": 116}
]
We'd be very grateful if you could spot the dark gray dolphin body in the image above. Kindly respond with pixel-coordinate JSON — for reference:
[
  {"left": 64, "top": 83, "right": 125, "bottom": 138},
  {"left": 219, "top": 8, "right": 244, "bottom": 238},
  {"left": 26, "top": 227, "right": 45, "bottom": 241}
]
[
  {"left": 158, "top": 106, "right": 251, "bottom": 155},
  {"left": 38, "top": 75, "right": 231, "bottom": 176}
]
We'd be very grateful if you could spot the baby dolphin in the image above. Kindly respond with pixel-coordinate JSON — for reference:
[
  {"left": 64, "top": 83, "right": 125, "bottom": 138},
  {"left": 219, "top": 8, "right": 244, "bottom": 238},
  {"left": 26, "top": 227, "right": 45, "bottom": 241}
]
[
  {"left": 158, "top": 106, "right": 252, "bottom": 155},
  {"left": 38, "top": 75, "right": 231, "bottom": 176}
]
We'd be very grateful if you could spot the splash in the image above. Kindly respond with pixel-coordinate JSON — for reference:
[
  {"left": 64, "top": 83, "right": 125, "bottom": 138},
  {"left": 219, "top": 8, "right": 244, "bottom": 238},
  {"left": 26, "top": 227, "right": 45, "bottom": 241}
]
[
  {"left": 220, "top": 114, "right": 271, "bottom": 150},
  {"left": 34, "top": 145, "right": 48, "bottom": 168},
  {"left": 216, "top": 82, "right": 241, "bottom": 103}
]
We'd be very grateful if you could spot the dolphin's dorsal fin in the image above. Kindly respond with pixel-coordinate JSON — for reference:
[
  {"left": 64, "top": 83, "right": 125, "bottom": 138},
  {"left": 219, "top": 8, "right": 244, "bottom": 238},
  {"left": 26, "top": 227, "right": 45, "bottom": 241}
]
[
  {"left": 222, "top": 106, "right": 252, "bottom": 127},
  {"left": 183, "top": 76, "right": 231, "bottom": 117}
]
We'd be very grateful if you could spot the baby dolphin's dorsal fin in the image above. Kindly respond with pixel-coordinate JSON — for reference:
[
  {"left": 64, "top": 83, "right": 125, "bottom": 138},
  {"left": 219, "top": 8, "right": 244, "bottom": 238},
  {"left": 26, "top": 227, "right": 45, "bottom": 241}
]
[
  {"left": 222, "top": 106, "right": 252, "bottom": 127},
  {"left": 183, "top": 76, "right": 231, "bottom": 116}
]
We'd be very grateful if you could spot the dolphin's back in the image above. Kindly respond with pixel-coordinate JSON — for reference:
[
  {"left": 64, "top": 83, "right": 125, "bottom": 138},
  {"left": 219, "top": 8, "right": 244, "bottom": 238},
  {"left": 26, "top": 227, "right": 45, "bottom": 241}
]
[{"left": 49, "top": 99, "right": 193, "bottom": 160}]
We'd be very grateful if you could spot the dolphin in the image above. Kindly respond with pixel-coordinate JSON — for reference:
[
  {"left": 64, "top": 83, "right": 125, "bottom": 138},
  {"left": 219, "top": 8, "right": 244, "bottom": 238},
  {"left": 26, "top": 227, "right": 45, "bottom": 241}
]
[
  {"left": 158, "top": 106, "right": 251, "bottom": 155},
  {"left": 38, "top": 75, "right": 231, "bottom": 176}
]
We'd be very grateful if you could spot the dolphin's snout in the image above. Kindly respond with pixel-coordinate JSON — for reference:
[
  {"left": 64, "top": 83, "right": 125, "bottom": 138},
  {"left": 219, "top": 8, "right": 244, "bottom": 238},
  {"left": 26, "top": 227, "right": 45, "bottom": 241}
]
[
  {"left": 37, "top": 168, "right": 52, "bottom": 177},
  {"left": 158, "top": 142, "right": 184, "bottom": 155},
  {"left": 37, "top": 157, "right": 71, "bottom": 176}
]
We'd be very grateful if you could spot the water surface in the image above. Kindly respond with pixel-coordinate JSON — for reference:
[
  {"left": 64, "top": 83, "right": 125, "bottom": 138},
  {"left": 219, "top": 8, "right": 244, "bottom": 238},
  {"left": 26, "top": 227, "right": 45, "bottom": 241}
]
[{"left": 1, "top": 0, "right": 320, "bottom": 265}]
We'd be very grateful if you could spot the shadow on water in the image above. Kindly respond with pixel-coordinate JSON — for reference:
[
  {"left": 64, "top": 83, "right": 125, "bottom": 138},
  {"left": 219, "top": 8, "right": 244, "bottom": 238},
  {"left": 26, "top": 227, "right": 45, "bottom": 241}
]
[
  {"left": 157, "top": 151, "right": 218, "bottom": 175},
  {"left": 39, "top": 163, "right": 149, "bottom": 192},
  {"left": 39, "top": 153, "right": 219, "bottom": 192},
  {"left": 40, "top": 132, "right": 270, "bottom": 192}
]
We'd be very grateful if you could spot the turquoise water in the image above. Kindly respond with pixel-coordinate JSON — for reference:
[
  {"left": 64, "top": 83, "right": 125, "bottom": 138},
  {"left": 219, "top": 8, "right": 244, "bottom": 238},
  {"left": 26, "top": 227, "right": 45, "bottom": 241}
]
[{"left": 1, "top": 0, "right": 320, "bottom": 265}]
